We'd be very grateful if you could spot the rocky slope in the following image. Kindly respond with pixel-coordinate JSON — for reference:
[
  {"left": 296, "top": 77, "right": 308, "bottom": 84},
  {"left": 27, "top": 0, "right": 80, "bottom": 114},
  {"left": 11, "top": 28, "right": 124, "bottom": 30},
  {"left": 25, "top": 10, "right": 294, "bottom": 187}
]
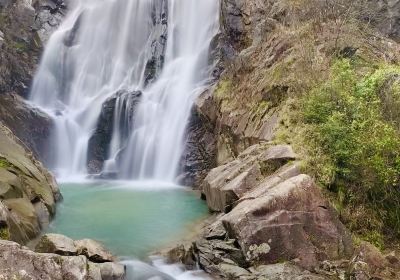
[
  {"left": 171, "top": 0, "right": 400, "bottom": 279},
  {"left": 0, "top": 0, "right": 66, "bottom": 245},
  {"left": 0, "top": 121, "right": 60, "bottom": 244},
  {"left": 0, "top": 0, "right": 66, "bottom": 97},
  {"left": 0, "top": 0, "right": 66, "bottom": 163}
]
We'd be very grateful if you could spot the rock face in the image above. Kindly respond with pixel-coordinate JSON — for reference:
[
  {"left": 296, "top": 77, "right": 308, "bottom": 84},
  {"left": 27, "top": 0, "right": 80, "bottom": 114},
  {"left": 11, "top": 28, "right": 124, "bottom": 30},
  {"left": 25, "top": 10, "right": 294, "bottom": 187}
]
[
  {"left": 179, "top": 90, "right": 218, "bottom": 187},
  {"left": 32, "top": 0, "right": 67, "bottom": 43},
  {"left": 143, "top": 0, "right": 168, "bottom": 86},
  {"left": 172, "top": 145, "right": 353, "bottom": 278},
  {"left": 87, "top": 90, "right": 142, "bottom": 174},
  {"left": 0, "top": 0, "right": 65, "bottom": 97},
  {"left": 201, "top": 144, "right": 297, "bottom": 212},
  {"left": 0, "top": 123, "right": 60, "bottom": 244},
  {"left": 0, "top": 94, "right": 53, "bottom": 163},
  {"left": 0, "top": 239, "right": 125, "bottom": 280},
  {"left": 222, "top": 173, "right": 352, "bottom": 269}
]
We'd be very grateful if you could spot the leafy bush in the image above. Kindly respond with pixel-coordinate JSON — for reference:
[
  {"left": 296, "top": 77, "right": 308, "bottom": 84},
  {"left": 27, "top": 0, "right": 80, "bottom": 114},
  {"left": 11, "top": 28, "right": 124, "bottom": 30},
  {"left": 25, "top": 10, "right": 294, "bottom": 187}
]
[{"left": 302, "top": 59, "right": 400, "bottom": 244}]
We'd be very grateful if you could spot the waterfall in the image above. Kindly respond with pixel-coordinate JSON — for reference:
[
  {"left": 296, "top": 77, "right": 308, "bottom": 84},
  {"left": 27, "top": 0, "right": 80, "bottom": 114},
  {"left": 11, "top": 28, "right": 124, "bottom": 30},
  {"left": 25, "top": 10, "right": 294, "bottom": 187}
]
[{"left": 29, "top": 0, "right": 219, "bottom": 181}]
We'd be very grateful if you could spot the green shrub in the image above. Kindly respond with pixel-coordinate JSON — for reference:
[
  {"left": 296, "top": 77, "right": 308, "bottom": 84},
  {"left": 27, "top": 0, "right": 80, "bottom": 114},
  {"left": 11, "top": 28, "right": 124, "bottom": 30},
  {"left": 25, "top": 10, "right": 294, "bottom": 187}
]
[{"left": 301, "top": 59, "right": 400, "bottom": 241}]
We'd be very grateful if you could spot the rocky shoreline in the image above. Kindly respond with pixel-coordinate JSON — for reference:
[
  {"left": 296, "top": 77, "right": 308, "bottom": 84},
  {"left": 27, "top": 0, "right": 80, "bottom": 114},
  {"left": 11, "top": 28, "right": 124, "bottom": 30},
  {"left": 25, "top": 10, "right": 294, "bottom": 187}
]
[{"left": 165, "top": 144, "right": 400, "bottom": 279}]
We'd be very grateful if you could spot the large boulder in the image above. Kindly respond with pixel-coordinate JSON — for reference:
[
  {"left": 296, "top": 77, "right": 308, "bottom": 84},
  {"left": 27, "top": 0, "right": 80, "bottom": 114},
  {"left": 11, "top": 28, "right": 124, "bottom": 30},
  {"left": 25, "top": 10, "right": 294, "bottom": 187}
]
[
  {"left": 0, "top": 239, "right": 125, "bottom": 280},
  {"left": 87, "top": 90, "right": 142, "bottom": 174},
  {"left": 0, "top": 123, "right": 60, "bottom": 244},
  {"left": 222, "top": 174, "right": 353, "bottom": 269}
]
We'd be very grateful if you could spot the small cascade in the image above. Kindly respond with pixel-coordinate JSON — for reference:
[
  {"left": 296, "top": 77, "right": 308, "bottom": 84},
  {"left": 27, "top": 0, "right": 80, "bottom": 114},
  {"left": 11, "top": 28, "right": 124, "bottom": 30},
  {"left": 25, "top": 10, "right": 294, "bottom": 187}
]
[{"left": 29, "top": 0, "right": 219, "bottom": 181}]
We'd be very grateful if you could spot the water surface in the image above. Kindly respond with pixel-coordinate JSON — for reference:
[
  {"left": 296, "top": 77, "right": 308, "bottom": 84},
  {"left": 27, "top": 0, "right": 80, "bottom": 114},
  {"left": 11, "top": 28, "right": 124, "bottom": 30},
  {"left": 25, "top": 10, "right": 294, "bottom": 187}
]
[{"left": 49, "top": 182, "right": 209, "bottom": 259}]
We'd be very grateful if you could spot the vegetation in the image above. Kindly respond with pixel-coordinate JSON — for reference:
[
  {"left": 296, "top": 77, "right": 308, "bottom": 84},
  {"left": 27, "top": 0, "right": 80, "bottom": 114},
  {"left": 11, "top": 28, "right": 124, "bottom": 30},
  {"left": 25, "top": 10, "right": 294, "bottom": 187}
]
[{"left": 277, "top": 59, "right": 400, "bottom": 247}]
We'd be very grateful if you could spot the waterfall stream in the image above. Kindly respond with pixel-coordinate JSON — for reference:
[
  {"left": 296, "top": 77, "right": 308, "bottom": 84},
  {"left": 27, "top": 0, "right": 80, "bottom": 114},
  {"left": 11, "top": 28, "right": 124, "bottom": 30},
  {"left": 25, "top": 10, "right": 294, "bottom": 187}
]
[{"left": 29, "top": 0, "right": 219, "bottom": 182}]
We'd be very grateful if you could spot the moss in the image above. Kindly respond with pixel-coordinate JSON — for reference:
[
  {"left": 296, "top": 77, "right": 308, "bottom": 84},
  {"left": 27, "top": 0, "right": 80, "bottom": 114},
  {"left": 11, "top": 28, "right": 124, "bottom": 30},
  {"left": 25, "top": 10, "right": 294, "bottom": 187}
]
[
  {"left": 0, "top": 226, "right": 10, "bottom": 240},
  {"left": 0, "top": 158, "right": 11, "bottom": 168},
  {"left": 214, "top": 79, "right": 232, "bottom": 100},
  {"left": 360, "top": 231, "right": 385, "bottom": 251},
  {"left": 12, "top": 41, "right": 28, "bottom": 53}
]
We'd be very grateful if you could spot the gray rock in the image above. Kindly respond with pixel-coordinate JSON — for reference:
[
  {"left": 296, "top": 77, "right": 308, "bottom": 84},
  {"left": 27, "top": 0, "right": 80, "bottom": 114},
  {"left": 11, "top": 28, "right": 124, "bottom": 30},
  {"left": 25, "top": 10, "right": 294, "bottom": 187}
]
[
  {"left": 0, "top": 30, "right": 4, "bottom": 48},
  {"left": 252, "top": 263, "right": 327, "bottom": 280},
  {"left": 35, "top": 233, "right": 78, "bottom": 256},
  {"left": 0, "top": 240, "right": 86, "bottom": 280},
  {"left": 0, "top": 240, "right": 126, "bottom": 280},
  {"left": 0, "top": 94, "right": 53, "bottom": 164},
  {"left": 75, "top": 239, "right": 116, "bottom": 263},
  {"left": 179, "top": 96, "right": 217, "bottom": 187},
  {"left": 201, "top": 144, "right": 298, "bottom": 212}
]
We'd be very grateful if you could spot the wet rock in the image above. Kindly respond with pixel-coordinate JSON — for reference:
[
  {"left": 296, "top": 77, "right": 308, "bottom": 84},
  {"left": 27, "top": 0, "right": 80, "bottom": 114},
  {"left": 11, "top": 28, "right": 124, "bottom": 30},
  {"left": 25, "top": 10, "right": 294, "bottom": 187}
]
[
  {"left": 35, "top": 233, "right": 78, "bottom": 256},
  {"left": 33, "top": 0, "right": 67, "bottom": 43},
  {"left": 143, "top": 0, "right": 168, "bottom": 86},
  {"left": 87, "top": 90, "right": 142, "bottom": 174},
  {"left": 165, "top": 244, "right": 197, "bottom": 269},
  {"left": 75, "top": 239, "right": 116, "bottom": 263},
  {"left": 179, "top": 98, "right": 217, "bottom": 187},
  {"left": 97, "top": 262, "right": 126, "bottom": 280}
]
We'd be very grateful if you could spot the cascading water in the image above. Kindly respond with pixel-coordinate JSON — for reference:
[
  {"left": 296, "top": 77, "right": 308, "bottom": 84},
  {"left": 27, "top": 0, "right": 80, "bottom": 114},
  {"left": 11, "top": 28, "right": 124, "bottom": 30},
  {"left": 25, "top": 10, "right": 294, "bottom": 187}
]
[{"left": 30, "top": 0, "right": 219, "bottom": 181}]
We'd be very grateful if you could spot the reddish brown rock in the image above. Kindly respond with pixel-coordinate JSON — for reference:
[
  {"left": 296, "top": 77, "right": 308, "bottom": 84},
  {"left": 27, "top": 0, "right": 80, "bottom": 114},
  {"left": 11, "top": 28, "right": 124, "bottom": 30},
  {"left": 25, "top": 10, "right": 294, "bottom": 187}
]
[{"left": 222, "top": 174, "right": 353, "bottom": 269}]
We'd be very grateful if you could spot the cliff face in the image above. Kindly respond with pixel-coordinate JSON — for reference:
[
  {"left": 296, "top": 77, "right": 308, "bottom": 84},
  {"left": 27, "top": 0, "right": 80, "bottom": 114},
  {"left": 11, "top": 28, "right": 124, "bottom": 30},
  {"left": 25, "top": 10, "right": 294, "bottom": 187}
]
[
  {"left": 0, "top": 0, "right": 65, "bottom": 163},
  {"left": 179, "top": 0, "right": 400, "bottom": 278},
  {"left": 0, "top": 0, "right": 65, "bottom": 97},
  {"left": 0, "top": 122, "right": 60, "bottom": 244},
  {"left": 0, "top": 0, "right": 65, "bottom": 244}
]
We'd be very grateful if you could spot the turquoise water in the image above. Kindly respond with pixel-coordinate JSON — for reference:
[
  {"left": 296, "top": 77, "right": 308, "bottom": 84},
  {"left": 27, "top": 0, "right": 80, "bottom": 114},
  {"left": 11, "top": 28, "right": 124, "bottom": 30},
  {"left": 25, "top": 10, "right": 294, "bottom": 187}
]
[{"left": 48, "top": 182, "right": 209, "bottom": 259}]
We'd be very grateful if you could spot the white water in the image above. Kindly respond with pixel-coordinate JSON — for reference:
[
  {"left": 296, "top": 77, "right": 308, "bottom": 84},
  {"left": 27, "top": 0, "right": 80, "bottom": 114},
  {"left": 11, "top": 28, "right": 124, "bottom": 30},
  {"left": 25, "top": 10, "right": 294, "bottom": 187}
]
[{"left": 30, "top": 0, "right": 219, "bottom": 182}]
